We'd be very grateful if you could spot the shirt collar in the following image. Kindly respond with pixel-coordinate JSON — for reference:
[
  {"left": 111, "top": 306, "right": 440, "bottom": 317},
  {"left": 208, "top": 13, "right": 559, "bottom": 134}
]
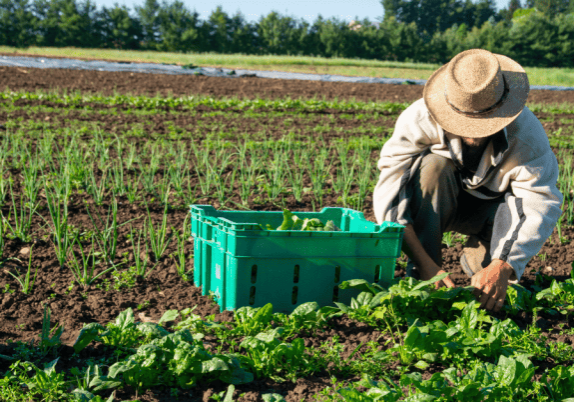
[{"left": 490, "top": 127, "right": 509, "bottom": 166}]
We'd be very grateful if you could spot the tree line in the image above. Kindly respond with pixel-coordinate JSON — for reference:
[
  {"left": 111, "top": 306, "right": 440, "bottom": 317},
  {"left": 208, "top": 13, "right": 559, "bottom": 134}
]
[{"left": 1, "top": 0, "right": 573, "bottom": 68}]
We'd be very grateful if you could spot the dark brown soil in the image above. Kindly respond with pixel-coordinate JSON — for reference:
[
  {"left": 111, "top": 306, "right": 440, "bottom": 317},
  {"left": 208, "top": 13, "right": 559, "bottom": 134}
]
[
  {"left": 0, "top": 65, "right": 573, "bottom": 401},
  {"left": 1, "top": 64, "right": 574, "bottom": 105}
]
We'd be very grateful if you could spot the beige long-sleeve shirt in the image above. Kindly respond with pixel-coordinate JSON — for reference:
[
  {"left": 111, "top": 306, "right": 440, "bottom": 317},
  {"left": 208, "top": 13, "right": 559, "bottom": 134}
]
[{"left": 373, "top": 98, "right": 563, "bottom": 280}]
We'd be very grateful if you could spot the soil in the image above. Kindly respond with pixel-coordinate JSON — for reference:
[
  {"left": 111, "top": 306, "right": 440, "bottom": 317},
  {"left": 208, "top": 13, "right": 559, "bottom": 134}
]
[
  {"left": 0, "top": 65, "right": 573, "bottom": 401},
  {"left": 1, "top": 65, "right": 574, "bottom": 105}
]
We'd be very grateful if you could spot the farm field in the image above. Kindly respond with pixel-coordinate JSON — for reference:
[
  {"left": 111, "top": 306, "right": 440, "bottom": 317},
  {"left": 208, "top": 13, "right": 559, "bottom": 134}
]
[
  {"left": 0, "top": 66, "right": 573, "bottom": 401},
  {"left": 2, "top": 46, "right": 574, "bottom": 87}
]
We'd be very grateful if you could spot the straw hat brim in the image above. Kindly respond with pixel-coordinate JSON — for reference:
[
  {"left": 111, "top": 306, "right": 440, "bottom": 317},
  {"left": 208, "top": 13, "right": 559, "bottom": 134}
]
[{"left": 423, "top": 53, "right": 530, "bottom": 138}]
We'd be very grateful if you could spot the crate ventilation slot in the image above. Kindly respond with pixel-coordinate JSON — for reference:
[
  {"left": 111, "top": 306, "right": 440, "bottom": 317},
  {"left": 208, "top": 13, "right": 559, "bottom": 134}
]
[
  {"left": 249, "top": 286, "right": 256, "bottom": 305},
  {"left": 374, "top": 265, "right": 381, "bottom": 283},
  {"left": 335, "top": 266, "right": 341, "bottom": 283},
  {"left": 293, "top": 265, "right": 300, "bottom": 283},
  {"left": 292, "top": 286, "right": 298, "bottom": 305},
  {"left": 251, "top": 265, "right": 258, "bottom": 284},
  {"left": 333, "top": 285, "right": 339, "bottom": 302}
]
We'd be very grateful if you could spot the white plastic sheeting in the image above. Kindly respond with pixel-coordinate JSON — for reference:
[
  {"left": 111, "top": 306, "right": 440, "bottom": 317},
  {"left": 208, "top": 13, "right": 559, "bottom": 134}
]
[{"left": 0, "top": 55, "right": 573, "bottom": 91}]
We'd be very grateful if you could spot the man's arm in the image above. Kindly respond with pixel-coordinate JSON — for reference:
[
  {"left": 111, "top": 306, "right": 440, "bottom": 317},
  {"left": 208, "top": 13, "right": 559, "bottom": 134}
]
[
  {"left": 402, "top": 224, "right": 455, "bottom": 288},
  {"left": 374, "top": 100, "right": 436, "bottom": 226},
  {"left": 490, "top": 151, "right": 563, "bottom": 280}
]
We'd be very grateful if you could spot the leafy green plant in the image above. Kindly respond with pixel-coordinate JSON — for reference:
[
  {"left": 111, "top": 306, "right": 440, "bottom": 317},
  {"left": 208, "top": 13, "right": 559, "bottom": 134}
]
[
  {"left": 145, "top": 202, "right": 173, "bottom": 262},
  {"left": 38, "top": 304, "right": 64, "bottom": 358},
  {"left": 3, "top": 246, "right": 37, "bottom": 295},
  {"left": 106, "top": 330, "right": 252, "bottom": 392},
  {"left": 1, "top": 181, "right": 39, "bottom": 242},
  {"left": 43, "top": 184, "right": 75, "bottom": 268},
  {"left": 231, "top": 303, "right": 275, "bottom": 336},
  {"left": 238, "top": 327, "right": 316, "bottom": 382},
  {"left": 67, "top": 236, "right": 116, "bottom": 288},
  {"left": 85, "top": 198, "right": 139, "bottom": 265},
  {"left": 339, "top": 273, "right": 475, "bottom": 326},
  {"left": 69, "top": 364, "right": 120, "bottom": 402},
  {"left": 171, "top": 216, "right": 191, "bottom": 281},
  {"left": 127, "top": 226, "right": 158, "bottom": 278},
  {"left": 260, "top": 209, "right": 339, "bottom": 231},
  {"left": 7, "top": 358, "right": 71, "bottom": 401},
  {"left": 273, "top": 302, "right": 335, "bottom": 337}
]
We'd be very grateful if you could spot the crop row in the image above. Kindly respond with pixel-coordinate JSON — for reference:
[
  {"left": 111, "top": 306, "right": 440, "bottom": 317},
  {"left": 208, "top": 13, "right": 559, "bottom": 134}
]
[
  {"left": 2, "top": 90, "right": 574, "bottom": 115},
  {"left": 3, "top": 272, "right": 574, "bottom": 401}
]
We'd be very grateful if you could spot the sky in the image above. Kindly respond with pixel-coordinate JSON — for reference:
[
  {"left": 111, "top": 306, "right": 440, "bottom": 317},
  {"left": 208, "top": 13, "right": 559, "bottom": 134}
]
[{"left": 91, "top": 0, "right": 511, "bottom": 23}]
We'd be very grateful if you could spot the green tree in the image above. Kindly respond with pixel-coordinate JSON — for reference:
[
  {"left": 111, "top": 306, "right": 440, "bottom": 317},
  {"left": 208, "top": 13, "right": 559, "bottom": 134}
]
[
  {"left": 508, "top": 10, "right": 563, "bottom": 66},
  {"left": 100, "top": 3, "right": 142, "bottom": 49},
  {"left": 463, "top": 18, "right": 513, "bottom": 54},
  {"left": 156, "top": 0, "right": 201, "bottom": 52},
  {"left": 346, "top": 19, "right": 391, "bottom": 60},
  {"left": 228, "top": 12, "right": 257, "bottom": 54},
  {"left": 257, "top": 12, "right": 304, "bottom": 55},
  {"left": 498, "top": 0, "right": 523, "bottom": 22},
  {"left": 39, "top": 0, "right": 99, "bottom": 47},
  {"left": 0, "top": 0, "right": 36, "bottom": 47},
  {"left": 381, "top": 0, "right": 497, "bottom": 41},
  {"left": 530, "top": 0, "right": 571, "bottom": 15},
  {"left": 134, "top": 0, "right": 160, "bottom": 49},
  {"left": 462, "top": 0, "right": 499, "bottom": 28},
  {"left": 206, "top": 6, "right": 233, "bottom": 53},
  {"left": 32, "top": 0, "right": 64, "bottom": 47},
  {"left": 380, "top": 16, "right": 426, "bottom": 62},
  {"left": 552, "top": 12, "right": 574, "bottom": 67},
  {"left": 314, "top": 17, "right": 351, "bottom": 57}
]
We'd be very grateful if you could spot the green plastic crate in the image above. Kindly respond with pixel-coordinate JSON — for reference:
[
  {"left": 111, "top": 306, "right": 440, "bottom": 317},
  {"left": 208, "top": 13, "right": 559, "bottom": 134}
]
[{"left": 190, "top": 205, "right": 404, "bottom": 313}]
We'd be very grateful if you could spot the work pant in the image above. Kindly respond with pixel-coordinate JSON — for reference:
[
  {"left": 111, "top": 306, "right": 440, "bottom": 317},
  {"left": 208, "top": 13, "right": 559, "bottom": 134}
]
[{"left": 404, "top": 153, "right": 505, "bottom": 273}]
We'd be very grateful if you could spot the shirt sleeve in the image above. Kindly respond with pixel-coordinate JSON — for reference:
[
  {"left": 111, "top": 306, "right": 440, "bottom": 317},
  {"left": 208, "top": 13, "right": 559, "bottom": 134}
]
[
  {"left": 490, "top": 151, "right": 564, "bottom": 280},
  {"left": 373, "top": 107, "right": 433, "bottom": 225}
]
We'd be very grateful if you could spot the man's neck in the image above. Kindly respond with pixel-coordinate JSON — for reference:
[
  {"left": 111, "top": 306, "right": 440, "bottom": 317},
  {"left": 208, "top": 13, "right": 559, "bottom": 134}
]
[{"left": 462, "top": 138, "right": 490, "bottom": 173}]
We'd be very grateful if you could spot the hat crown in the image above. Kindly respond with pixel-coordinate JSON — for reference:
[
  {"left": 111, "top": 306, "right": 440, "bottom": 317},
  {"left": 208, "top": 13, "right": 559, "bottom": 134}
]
[{"left": 445, "top": 49, "right": 505, "bottom": 114}]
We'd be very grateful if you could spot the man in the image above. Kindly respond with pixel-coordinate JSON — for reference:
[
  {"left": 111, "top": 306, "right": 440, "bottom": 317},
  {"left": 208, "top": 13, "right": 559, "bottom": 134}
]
[{"left": 373, "top": 49, "right": 563, "bottom": 312}]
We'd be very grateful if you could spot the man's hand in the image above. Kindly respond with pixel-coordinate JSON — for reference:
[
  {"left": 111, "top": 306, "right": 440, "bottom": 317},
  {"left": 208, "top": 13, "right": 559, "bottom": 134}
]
[
  {"left": 470, "top": 259, "right": 514, "bottom": 312},
  {"left": 418, "top": 265, "right": 456, "bottom": 289}
]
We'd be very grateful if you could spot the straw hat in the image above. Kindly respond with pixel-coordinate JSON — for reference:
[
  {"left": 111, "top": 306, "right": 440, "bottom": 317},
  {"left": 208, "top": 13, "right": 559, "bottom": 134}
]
[{"left": 423, "top": 49, "right": 530, "bottom": 138}]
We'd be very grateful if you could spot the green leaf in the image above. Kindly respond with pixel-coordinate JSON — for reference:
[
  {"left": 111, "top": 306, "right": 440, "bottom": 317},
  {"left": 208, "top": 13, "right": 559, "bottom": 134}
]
[
  {"left": 404, "top": 321, "right": 421, "bottom": 348},
  {"left": 73, "top": 323, "right": 104, "bottom": 353},
  {"left": 253, "top": 303, "right": 273, "bottom": 325},
  {"left": 459, "top": 301, "right": 478, "bottom": 331},
  {"left": 115, "top": 308, "right": 135, "bottom": 330},
  {"left": 158, "top": 309, "right": 179, "bottom": 326},
  {"left": 0, "top": 353, "right": 15, "bottom": 360},
  {"left": 262, "top": 394, "right": 287, "bottom": 402},
  {"left": 43, "top": 357, "right": 59, "bottom": 376},
  {"left": 369, "top": 291, "right": 390, "bottom": 308},
  {"left": 412, "top": 272, "right": 449, "bottom": 291},
  {"left": 334, "top": 302, "right": 350, "bottom": 313},
  {"left": 88, "top": 371, "right": 122, "bottom": 392},
  {"left": 201, "top": 357, "right": 229, "bottom": 373},
  {"left": 451, "top": 301, "right": 469, "bottom": 310},
  {"left": 339, "top": 279, "right": 384, "bottom": 295},
  {"left": 356, "top": 292, "right": 374, "bottom": 307},
  {"left": 277, "top": 209, "right": 296, "bottom": 230},
  {"left": 71, "top": 389, "right": 95, "bottom": 402},
  {"left": 108, "top": 359, "right": 138, "bottom": 379},
  {"left": 223, "top": 384, "right": 235, "bottom": 402},
  {"left": 415, "top": 360, "right": 430, "bottom": 370},
  {"left": 403, "top": 394, "right": 438, "bottom": 401},
  {"left": 496, "top": 355, "right": 517, "bottom": 386},
  {"left": 291, "top": 302, "right": 319, "bottom": 316},
  {"left": 255, "top": 327, "right": 284, "bottom": 343},
  {"left": 137, "top": 322, "right": 170, "bottom": 338}
]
